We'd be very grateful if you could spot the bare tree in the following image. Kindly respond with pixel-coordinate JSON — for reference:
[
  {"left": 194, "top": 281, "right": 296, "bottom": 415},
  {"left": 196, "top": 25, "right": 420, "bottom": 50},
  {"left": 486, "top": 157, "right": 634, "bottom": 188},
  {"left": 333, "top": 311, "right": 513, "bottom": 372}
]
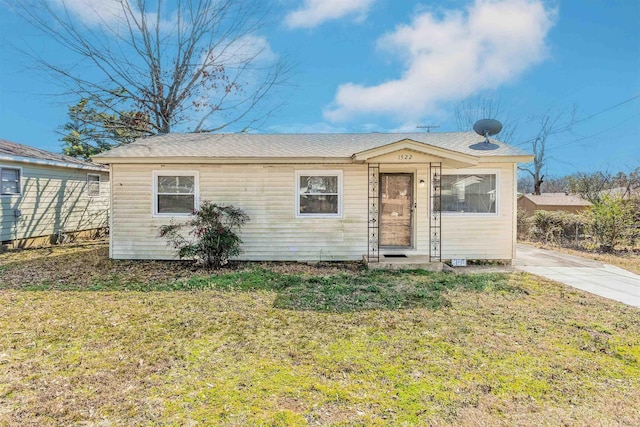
[
  {"left": 14, "top": 0, "right": 288, "bottom": 144},
  {"left": 518, "top": 108, "right": 577, "bottom": 195},
  {"left": 569, "top": 167, "right": 640, "bottom": 203},
  {"left": 454, "top": 91, "right": 518, "bottom": 145}
]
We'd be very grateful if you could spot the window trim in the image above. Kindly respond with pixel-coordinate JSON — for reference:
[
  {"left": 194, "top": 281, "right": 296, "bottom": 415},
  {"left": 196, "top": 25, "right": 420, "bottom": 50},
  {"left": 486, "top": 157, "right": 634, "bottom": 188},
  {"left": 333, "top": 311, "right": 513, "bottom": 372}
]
[
  {"left": 152, "top": 170, "right": 199, "bottom": 217},
  {"left": 0, "top": 165, "right": 22, "bottom": 196},
  {"left": 295, "top": 170, "right": 343, "bottom": 218},
  {"left": 87, "top": 173, "right": 101, "bottom": 197},
  {"left": 438, "top": 169, "right": 500, "bottom": 217}
]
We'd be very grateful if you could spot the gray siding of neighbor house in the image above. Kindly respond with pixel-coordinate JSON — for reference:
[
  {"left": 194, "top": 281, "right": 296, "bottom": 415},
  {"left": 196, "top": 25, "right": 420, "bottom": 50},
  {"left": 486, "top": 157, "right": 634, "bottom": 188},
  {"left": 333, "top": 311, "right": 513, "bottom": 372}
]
[{"left": 1, "top": 161, "right": 109, "bottom": 242}]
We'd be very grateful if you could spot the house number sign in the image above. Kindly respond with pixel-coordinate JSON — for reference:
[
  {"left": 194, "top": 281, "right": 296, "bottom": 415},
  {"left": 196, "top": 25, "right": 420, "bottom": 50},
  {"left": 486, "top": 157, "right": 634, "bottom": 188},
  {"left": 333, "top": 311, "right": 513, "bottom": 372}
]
[{"left": 397, "top": 154, "right": 413, "bottom": 160}]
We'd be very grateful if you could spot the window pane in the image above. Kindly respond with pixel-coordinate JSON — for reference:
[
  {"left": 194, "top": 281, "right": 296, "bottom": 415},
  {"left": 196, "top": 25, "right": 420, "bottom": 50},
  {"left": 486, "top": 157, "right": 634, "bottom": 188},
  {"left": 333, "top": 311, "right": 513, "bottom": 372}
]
[
  {"left": 299, "top": 195, "right": 338, "bottom": 214},
  {"left": 299, "top": 175, "right": 338, "bottom": 194},
  {"left": 157, "top": 176, "right": 194, "bottom": 194},
  {"left": 158, "top": 195, "right": 194, "bottom": 214},
  {"left": 441, "top": 174, "right": 496, "bottom": 213},
  {"left": 1, "top": 169, "right": 20, "bottom": 194},
  {"left": 88, "top": 182, "right": 100, "bottom": 196},
  {"left": 88, "top": 175, "right": 100, "bottom": 196}
]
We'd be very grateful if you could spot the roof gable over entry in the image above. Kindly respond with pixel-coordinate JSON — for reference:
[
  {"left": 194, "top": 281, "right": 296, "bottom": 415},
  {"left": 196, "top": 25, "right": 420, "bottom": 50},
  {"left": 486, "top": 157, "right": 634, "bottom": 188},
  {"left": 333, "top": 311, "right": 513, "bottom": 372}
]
[{"left": 352, "top": 139, "right": 479, "bottom": 168}]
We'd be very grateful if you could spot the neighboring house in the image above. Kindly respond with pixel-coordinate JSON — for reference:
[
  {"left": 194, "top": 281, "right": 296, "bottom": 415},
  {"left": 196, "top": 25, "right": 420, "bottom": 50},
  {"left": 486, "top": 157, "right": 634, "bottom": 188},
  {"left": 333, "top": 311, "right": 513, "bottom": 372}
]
[
  {"left": 599, "top": 186, "right": 640, "bottom": 199},
  {"left": 1, "top": 138, "right": 110, "bottom": 248},
  {"left": 93, "top": 132, "right": 533, "bottom": 264},
  {"left": 517, "top": 192, "right": 591, "bottom": 216}
]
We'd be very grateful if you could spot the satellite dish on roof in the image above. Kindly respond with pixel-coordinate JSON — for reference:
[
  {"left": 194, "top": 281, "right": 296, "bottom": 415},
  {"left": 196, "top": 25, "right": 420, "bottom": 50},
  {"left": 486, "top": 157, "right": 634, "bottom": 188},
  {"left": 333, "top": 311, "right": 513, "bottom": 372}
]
[
  {"left": 473, "top": 119, "right": 502, "bottom": 138},
  {"left": 470, "top": 118, "right": 502, "bottom": 150}
]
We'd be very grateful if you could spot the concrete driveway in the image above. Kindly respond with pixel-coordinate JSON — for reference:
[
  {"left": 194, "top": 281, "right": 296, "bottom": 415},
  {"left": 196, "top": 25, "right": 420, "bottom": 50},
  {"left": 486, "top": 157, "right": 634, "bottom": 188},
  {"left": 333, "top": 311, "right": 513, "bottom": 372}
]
[{"left": 514, "top": 244, "right": 640, "bottom": 308}]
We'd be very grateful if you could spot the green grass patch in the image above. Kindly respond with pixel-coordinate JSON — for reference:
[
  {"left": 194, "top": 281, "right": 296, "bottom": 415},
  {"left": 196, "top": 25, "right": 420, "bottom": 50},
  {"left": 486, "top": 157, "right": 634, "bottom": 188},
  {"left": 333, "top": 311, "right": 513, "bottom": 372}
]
[
  {"left": 1, "top": 244, "right": 639, "bottom": 426},
  {"left": 9, "top": 268, "right": 522, "bottom": 312}
]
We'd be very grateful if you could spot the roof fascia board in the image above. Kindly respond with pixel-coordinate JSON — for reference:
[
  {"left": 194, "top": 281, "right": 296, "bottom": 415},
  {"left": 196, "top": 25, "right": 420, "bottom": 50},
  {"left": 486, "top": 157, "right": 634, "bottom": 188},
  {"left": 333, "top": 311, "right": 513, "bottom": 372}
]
[
  {"left": 0, "top": 154, "right": 108, "bottom": 171},
  {"left": 92, "top": 156, "right": 355, "bottom": 165},
  {"left": 352, "top": 139, "right": 479, "bottom": 165},
  {"left": 478, "top": 155, "right": 534, "bottom": 163}
]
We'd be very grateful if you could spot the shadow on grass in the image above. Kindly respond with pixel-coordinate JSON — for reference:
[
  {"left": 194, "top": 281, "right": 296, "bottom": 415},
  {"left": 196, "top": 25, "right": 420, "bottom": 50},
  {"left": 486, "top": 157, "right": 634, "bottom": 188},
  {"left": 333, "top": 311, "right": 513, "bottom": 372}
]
[{"left": 46, "top": 268, "right": 525, "bottom": 312}]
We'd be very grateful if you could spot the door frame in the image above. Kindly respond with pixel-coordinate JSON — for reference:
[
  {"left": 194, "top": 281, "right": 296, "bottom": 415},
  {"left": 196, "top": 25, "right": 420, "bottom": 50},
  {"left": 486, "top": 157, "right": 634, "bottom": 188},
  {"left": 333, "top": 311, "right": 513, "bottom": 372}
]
[{"left": 379, "top": 172, "right": 414, "bottom": 249}]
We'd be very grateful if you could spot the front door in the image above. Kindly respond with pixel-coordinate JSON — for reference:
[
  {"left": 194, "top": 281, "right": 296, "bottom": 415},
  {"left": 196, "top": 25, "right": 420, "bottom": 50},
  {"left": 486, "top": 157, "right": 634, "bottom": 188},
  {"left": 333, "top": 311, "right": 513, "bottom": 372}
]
[{"left": 380, "top": 173, "right": 413, "bottom": 247}]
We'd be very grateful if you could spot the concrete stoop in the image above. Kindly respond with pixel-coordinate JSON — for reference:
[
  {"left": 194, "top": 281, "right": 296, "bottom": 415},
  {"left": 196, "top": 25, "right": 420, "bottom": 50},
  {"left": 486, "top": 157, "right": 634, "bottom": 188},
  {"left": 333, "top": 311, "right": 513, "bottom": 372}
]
[{"left": 363, "top": 255, "right": 444, "bottom": 271}]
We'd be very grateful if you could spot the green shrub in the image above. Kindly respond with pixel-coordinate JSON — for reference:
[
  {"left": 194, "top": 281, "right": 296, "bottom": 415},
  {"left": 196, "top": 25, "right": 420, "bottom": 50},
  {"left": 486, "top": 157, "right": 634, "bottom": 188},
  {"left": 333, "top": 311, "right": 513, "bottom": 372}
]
[
  {"left": 586, "top": 195, "right": 636, "bottom": 252},
  {"left": 527, "top": 210, "right": 587, "bottom": 246},
  {"left": 159, "top": 201, "right": 249, "bottom": 269}
]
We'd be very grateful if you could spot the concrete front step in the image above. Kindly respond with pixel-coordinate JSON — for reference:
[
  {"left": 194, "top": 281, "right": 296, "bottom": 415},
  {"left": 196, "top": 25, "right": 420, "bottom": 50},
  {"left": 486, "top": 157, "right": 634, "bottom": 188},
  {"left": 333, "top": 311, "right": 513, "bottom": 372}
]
[{"left": 363, "top": 255, "right": 444, "bottom": 271}]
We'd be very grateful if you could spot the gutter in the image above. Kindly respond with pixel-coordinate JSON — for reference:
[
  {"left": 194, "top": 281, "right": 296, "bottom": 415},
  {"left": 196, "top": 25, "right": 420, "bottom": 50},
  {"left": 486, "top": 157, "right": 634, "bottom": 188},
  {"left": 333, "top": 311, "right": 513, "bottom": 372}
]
[{"left": 0, "top": 154, "right": 108, "bottom": 171}]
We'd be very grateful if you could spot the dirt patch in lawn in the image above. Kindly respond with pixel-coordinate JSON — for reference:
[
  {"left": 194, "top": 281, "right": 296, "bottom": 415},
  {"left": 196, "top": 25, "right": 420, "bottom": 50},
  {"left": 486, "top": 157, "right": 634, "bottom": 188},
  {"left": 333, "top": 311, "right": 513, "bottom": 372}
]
[{"left": 0, "top": 242, "right": 361, "bottom": 290}]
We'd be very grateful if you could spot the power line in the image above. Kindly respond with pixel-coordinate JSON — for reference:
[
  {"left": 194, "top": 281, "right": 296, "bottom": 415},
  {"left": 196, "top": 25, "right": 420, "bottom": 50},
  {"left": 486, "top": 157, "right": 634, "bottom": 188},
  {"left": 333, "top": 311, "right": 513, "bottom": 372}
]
[
  {"left": 574, "top": 94, "right": 640, "bottom": 124},
  {"left": 546, "top": 113, "right": 640, "bottom": 153},
  {"left": 514, "top": 94, "right": 640, "bottom": 147}
]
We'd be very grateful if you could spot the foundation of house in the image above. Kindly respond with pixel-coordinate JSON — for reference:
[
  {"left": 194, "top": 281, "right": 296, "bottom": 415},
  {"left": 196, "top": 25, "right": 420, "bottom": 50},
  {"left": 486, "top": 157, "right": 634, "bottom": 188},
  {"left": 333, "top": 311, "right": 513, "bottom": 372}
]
[
  {"left": 363, "top": 255, "right": 445, "bottom": 271},
  {"left": 0, "top": 227, "right": 108, "bottom": 250}
]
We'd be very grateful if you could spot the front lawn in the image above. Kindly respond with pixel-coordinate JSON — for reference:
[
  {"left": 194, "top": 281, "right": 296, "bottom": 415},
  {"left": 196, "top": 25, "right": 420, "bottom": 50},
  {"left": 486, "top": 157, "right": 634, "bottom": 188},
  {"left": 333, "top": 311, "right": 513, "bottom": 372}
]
[{"left": 1, "top": 244, "right": 639, "bottom": 426}]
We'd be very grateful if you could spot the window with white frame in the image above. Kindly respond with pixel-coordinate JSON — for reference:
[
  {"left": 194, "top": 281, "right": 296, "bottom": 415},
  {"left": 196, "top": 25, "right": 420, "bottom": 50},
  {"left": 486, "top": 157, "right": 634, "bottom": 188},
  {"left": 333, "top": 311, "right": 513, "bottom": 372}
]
[
  {"left": 87, "top": 174, "right": 100, "bottom": 197},
  {"left": 0, "top": 166, "right": 21, "bottom": 195},
  {"left": 440, "top": 173, "right": 497, "bottom": 214},
  {"left": 153, "top": 171, "right": 198, "bottom": 215},
  {"left": 296, "top": 171, "right": 342, "bottom": 217}
]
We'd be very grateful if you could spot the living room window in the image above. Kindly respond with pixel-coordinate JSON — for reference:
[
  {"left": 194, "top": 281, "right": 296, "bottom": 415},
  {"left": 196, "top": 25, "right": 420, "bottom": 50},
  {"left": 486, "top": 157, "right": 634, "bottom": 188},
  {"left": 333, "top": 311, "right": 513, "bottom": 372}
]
[{"left": 440, "top": 173, "right": 498, "bottom": 214}]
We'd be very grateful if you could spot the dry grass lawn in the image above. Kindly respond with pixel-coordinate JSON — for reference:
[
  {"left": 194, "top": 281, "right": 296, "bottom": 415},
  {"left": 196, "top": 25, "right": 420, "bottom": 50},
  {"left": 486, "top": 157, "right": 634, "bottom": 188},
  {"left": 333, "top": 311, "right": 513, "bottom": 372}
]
[{"left": 1, "top": 243, "right": 639, "bottom": 426}]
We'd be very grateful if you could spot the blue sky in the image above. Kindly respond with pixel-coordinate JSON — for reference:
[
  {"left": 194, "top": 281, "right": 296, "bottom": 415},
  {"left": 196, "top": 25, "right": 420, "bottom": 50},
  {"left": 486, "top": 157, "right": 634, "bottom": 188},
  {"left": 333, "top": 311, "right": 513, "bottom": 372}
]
[{"left": 0, "top": 0, "right": 638, "bottom": 177}]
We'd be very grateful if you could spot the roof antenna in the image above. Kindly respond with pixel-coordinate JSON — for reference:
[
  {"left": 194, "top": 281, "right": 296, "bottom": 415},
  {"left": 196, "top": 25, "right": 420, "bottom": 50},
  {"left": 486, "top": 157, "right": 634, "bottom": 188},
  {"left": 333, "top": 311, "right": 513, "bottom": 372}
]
[
  {"left": 470, "top": 119, "right": 502, "bottom": 150},
  {"left": 416, "top": 124, "right": 440, "bottom": 133}
]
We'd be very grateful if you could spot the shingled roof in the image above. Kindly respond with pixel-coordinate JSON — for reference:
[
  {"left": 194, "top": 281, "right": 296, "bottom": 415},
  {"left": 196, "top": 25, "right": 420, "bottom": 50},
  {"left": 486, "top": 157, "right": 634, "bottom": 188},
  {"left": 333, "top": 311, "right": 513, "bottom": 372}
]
[
  {"left": 521, "top": 193, "right": 591, "bottom": 207},
  {"left": 0, "top": 138, "right": 107, "bottom": 171},
  {"left": 93, "top": 132, "right": 532, "bottom": 162}
]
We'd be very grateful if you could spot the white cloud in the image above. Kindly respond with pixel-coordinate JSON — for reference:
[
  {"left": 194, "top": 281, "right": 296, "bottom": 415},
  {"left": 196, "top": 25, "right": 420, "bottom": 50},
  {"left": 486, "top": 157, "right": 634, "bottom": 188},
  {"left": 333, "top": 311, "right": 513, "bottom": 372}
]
[
  {"left": 49, "top": 0, "right": 176, "bottom": 32},
  {"left": 266, "top": 122, "right": 348, "bottom": 133},
  {"left": 324, "top": 0, "right": 556, "bottom": 122},
  {"left": 50, "top": 0, "right": 128, "bottom": 26},
  {"left": 284, "top": 0, "right": 375, "bottom": 29},
  {"left": 211, "top": 35, "right": 278, "bottom": 65}
]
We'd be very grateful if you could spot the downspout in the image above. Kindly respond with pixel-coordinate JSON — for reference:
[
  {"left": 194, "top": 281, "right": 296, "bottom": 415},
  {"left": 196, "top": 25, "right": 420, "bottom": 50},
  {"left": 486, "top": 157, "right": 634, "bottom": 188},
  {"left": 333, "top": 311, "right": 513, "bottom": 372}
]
[
  {"left": 109, "top": 164, "right": 114, "bottom": 259},
  {"left": 512, "top": 163, "right": 517, "bottom": 261}
]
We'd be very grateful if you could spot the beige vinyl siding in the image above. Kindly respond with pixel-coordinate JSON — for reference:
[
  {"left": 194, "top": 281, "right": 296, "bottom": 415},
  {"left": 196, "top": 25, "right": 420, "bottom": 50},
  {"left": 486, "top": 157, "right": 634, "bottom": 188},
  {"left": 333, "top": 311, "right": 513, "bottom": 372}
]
[
  {"left": 110, "top": 163, "right": 368, "bottom": 261},
  {"left": 0, "top": 161, "right": 109, "bottom": 242},
  {"left": 438, "top": 163, "right": 515, "bottom": 260},
  {"left": 109, "top": 161, "right": 517, "bottom": 261}
]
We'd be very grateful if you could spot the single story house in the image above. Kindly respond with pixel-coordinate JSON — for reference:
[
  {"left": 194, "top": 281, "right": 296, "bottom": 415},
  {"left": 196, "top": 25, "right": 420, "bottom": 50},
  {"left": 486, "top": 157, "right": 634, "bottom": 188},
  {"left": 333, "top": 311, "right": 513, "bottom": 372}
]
[
  {"left": 517, "top": 192, "right": 591, "bottom": 216},
  {"left": 93, "top": 132, "right": 533, "bottom": 264},
  {"left": 1, "top": 138, "right": 110, "bottom": 248}
]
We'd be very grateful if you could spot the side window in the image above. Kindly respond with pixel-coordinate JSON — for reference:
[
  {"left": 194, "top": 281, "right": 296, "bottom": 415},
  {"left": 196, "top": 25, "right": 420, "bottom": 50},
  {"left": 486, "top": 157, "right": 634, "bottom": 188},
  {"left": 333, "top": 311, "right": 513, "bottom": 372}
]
[
  {"left": 0, "top": 167, "right": 21, "bottom": 195},
  {"left": 153, "top": 171, "right": 198, "bottom": 216},
  {"left": 87, "top": 174, "right": 100, "bottom": 197},
  {"left": 296, "top": 171, "right": 342, "bottom": 217}
]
